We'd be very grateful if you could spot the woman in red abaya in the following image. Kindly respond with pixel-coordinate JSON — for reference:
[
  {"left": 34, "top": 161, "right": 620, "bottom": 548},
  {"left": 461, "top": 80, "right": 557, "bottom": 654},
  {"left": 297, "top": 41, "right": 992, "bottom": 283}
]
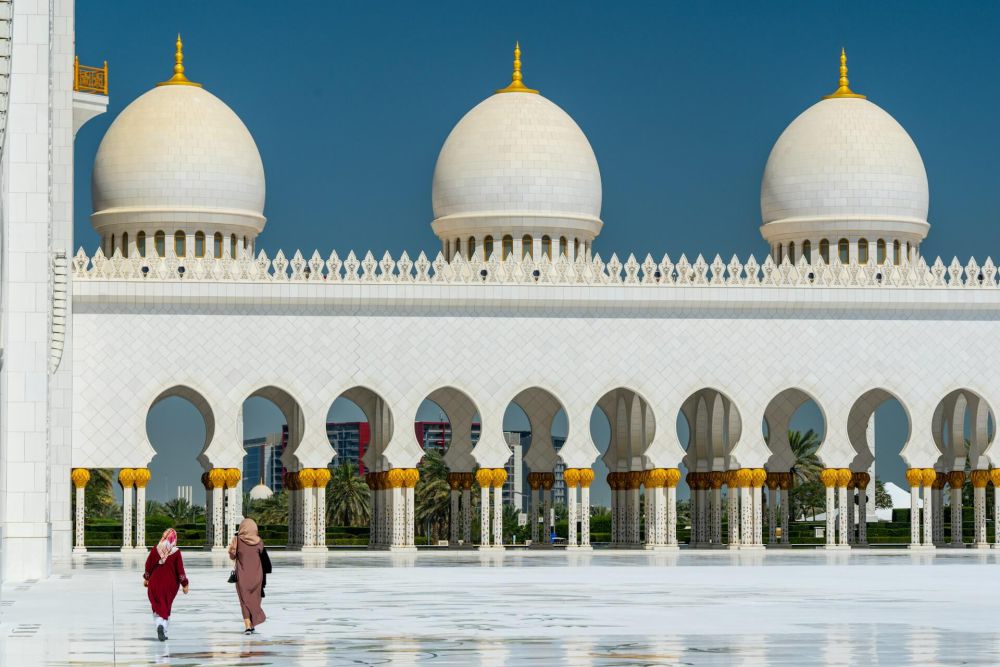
[{"left": 143, "top": 527, "right": 189, "bottom": 641}]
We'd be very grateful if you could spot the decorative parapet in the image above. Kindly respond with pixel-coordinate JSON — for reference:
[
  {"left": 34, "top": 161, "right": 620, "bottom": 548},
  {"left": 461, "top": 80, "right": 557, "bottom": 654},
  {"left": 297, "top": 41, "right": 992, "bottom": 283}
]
[
  {"left": 72, "top": 247, "right": 1000, "bottom": 289},
  {"left": 74, "top": 57, "right": 108, "bottom": 95}
]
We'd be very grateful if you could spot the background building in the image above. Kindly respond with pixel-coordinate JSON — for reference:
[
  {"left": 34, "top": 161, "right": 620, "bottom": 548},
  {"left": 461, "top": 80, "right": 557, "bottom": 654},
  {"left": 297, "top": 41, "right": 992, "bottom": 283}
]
[{"left": 242, "top": 432, "right": 284, "bottom": 494}]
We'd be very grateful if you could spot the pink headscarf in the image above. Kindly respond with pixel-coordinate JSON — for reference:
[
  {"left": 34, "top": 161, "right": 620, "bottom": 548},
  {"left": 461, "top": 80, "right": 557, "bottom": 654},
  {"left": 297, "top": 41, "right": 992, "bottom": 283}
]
[{"left": 156, "top": 528, "right": 178, "bottom": 564}]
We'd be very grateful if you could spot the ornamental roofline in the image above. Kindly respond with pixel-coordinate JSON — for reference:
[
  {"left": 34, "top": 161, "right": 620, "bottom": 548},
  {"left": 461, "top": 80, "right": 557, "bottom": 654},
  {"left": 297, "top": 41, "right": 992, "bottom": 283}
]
[{"left": 72, "top": 246, "right": 999, "bottom": 289}]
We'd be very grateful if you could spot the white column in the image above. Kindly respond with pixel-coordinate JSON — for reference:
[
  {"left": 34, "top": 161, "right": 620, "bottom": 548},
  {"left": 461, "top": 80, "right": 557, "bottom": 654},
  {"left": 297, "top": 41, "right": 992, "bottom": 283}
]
[
  {"left": 780, "top": 486, "right": 790, "bottom": 544},
  {"left": 74, "top": 484, "right": 86, "bottom": 553},
  {"left": 767, "top": 486, "right": 777, "bottom": 545},
  {"left": 121, "top": 486, "right": 134, "bottom": 551},
  {"left": 666, "top": 485, "right": 678, "bottom": 546},
  {"left": 529, "top": 486, "right": 539, "bottom": 543},
  {"left": 302, "top": 483, "right": 316, "bottom": 548},
  {"left": 492, "top": 485, "right": 503, "bottom": 547},
  {"left": 543, "top": 488, "right": 553, "bottom": 543},
  {"left": 480, "top": 485, "right": 491, "bottom": 547},
  {"left": 380, "top": 485, "right": 390, "bottom": 548},
  {"left": 995, "top": 482, "right": 1000, "bottom": 548},
  {"left": 687, "top": 483, "right": 696, "bottom": 544},
  {"left": 213, "top": 486, "right": 225, "bottom": 550},
  {"left": 910, "top": 478, "right": 921, "bottom": 546},
  {"left": 389, "top": 485, "right": 406, "bottom": 549},
  {"left": 825, "top": 485, "right": 836, "bottom": 547},
  {"left": 567, "top": 482, "right": 578, "bottom": 547},
  {"left": 369, "top": 486, "right": 376, "bottom": 547},
  {"left": 315, "top": 484, "right": 327, "bottom": 549},
  {"left": 728, "top": 482, "right": 740, "bottom": 547},
  {"left": 950, "top": 482, "right": 963, "bottom": 547},
  {"left": 644, "top": 482, "right": 657, "bottom": 548},
  {"left": 837, "top": 485, "right": 848, "bottom": 547},
  {"left": 631, "top": 486, "right": 642, "bottom": 545},
  {"left": 974, "top": 481, "right": 987, "bottom": 547},
  {"left": 857, "top": 483, "right": 868, "bottom": 546},
  {"left": 580, "top": 484, "right": 591, "bottom": 548},
  {"left": 740, "top": 484, "right": 752, "bottom": 549},
  {"left": 135, "top": 485, "right": 147, "bottom": 550},
  {"left": 405, "top": 486, "right": 416, "bottom": 548},
  {"left": 933, "top": 486, "right": 944, "bottom": 545},
  {"left": 609, "top": 485, "right": 617, "bottom": 544},
  {"left": 287, "top": 484, "right": 297, "bottom": 548},
  {"left": 226, "top": 485, "right": 240, "bottom": 543},
  {"left": 462, "top": 486, "right": 472, "bottom": 544},
  {"left": 922, "top": 481, "right": 934, "bottom": 547},
  {"left": 752, "top": 484, "right": 763, "bottom": 546},
  {"left": 656, "top": 485, "right": 667, "bottom": 546},
  {"left": 711, "top": 486, "right": 722, "bottom": 545},
  {"left": 205, "top": 485, "right": 215, "bottom": 549},
  {"left": 450, "top": 489, "right": 460, "bottom": 545},
  {"left": 846, "top": 486, "right": 855, "bottom": 544},
  {"left": 696, "top": 488, "right": 707, "bottom": 545},
  {"left": 368, "top": 480, "right": 377, "bottom": 547}
]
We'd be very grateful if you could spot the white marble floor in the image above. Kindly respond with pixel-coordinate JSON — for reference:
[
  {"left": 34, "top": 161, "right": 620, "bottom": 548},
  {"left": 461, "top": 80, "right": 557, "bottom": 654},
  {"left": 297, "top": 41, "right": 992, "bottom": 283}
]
[{"left": 3, "top": 549, "right": 1000, "bottom": 665}]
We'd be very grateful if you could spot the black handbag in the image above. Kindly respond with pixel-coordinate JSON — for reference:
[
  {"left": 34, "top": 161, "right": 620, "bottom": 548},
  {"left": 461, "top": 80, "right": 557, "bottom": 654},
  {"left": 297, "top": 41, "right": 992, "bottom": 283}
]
[{"left": 227, "top": 569, "right": 236, "bottom": 584}]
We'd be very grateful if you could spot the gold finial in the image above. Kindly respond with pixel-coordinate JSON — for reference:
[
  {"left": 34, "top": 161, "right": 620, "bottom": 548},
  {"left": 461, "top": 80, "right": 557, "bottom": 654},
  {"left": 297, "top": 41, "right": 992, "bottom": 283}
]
[
  {"left": 822, "top": 48, "right": 865, "bottom": 100},
  {"left": 157, "top": 33, "right": 202, "bottom": 87},
  {"left": 495, "top": 41, "right": 539, "bottom": 94}
]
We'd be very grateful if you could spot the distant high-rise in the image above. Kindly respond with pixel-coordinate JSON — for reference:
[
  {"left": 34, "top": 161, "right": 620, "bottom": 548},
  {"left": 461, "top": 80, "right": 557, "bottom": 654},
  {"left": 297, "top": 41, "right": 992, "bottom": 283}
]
[{"left": 242, "top": 432, "right": 285, "bottom": 494}]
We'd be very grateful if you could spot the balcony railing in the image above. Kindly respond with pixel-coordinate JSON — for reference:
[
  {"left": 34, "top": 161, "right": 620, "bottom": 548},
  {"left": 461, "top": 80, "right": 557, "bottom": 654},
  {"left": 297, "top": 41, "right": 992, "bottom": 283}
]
[{"left": 74, "top": 56, "right": 107, "bottom": 95}]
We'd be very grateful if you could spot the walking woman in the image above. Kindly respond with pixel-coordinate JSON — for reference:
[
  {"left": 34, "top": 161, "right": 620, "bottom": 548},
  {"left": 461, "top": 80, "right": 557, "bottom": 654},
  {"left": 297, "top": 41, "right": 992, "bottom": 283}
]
[
  {"left": 228, "top": 517, "right": 267, "bottom": 634},
  {"left": 143, "top": 527, "right": 189, "bottom": 641}
]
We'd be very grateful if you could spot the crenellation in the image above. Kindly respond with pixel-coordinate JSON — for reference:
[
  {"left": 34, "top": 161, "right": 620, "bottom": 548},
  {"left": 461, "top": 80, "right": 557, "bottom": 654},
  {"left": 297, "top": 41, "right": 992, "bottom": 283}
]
[{"left": 70, "top": 245, "right": 1000, "bottom": 289}]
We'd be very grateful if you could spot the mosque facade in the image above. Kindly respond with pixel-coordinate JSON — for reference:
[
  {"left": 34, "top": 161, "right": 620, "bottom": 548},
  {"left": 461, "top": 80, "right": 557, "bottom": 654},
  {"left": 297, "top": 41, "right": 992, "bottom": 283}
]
[{"left": 1, "top": 4, "right": 999, "bottom": 582}]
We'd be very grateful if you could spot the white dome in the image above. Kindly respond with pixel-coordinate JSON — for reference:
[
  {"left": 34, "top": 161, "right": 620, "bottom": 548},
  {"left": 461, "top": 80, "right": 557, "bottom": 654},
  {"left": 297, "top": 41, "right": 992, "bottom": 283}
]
[
  {"left": 91, "top": 80, "right": 266, "bottom": 237},
  {"left": 760, "top": 96, "right": 929, "bottom": 245},
  {"left": 249, "top": 482, "right": 273, "bottom": 501},
  {"left": 431, "top": 89, "right": 602, "bottom": 244}
]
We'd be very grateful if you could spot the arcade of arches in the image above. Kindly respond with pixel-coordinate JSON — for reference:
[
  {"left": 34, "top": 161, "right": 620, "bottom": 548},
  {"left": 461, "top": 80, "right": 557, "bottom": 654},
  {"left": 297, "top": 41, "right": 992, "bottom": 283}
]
[{"left": 68, "top": 387, "right": 997, "bottom": 552}]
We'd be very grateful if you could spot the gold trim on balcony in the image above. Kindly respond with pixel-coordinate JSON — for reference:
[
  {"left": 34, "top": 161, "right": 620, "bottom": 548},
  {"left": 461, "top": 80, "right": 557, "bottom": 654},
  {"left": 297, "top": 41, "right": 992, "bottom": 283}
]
[{"left": 74, "top": 56, "right": 108, "bottom": 95}]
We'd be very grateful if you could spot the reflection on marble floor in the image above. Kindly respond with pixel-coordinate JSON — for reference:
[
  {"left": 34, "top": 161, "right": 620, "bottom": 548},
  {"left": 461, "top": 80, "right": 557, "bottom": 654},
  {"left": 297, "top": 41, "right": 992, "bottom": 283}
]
[{"left": 3, "top": 550, "right": 1000, "bottom": 665}]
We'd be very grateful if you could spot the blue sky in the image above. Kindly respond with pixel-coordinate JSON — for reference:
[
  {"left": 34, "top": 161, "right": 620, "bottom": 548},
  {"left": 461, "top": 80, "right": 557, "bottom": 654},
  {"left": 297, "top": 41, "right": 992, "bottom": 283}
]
[{"left": 79, "top": 2, "right": 1000, "bottom": 505}]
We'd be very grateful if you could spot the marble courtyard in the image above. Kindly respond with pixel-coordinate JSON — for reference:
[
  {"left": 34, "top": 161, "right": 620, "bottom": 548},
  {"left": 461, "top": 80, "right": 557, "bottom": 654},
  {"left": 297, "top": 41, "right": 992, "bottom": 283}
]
[
  {"left": 3, "top": 551, "right": 1000, "bottom": 665},
  {"left": 4, "top": 3, "right": 1000, "bottom": 666}
]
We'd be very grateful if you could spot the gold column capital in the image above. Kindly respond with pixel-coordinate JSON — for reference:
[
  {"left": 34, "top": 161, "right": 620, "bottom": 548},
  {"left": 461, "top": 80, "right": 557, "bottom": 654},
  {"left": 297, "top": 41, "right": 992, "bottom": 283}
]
[
  {"left": 313, "top": 468, "right": 332, "bottom": 489},
  {"left": 819, "top": 468, "right": 839, "bottom": 488},
  {"left": 133, "top": 468, "right": 151, "bottom": 489},
  {"left": 71, "top": 468, "right": 91, "bottom": 488},
  {"left": 118, "top": 468, "right": 135, "bottom": 488}
]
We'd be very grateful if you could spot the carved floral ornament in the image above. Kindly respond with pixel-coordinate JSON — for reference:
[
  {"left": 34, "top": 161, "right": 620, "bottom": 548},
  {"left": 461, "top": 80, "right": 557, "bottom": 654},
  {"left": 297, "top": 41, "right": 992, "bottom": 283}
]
[{"left": 72, "top": 247, "right": 1000, "bottom": 289}]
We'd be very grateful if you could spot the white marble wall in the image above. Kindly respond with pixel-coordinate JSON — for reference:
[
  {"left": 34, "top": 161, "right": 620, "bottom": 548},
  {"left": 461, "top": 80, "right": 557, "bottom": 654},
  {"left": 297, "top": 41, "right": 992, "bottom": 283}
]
[
  {"left": 0, "top": 0, "right": 74, "bottom": 581},
  {"left": 70, "top": 276, "right": 1000, "bottom": 481}
]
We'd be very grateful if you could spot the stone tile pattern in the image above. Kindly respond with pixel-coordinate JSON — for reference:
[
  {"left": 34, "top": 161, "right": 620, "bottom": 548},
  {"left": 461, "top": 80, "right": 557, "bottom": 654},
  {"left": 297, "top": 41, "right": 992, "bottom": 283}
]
[
  {"left": 761, "top": 98, "right": 928, "bottom": 225},
  {"left": 70, "top": 247, "right": 1000, "bottom": 483},
  {"left": 432, "top": 92, "right": 601, "bottom": 221},
  {"left": 91, "top": 85, "right": 264, "bottom": 219},
  {"left": 0, "top": 0, "right": 75, "bottom": 580}
]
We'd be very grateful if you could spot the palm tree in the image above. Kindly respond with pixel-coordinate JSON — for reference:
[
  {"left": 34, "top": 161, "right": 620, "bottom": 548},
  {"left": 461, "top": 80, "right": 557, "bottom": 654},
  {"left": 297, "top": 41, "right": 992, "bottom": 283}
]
[
  {"left": 160, "top": 497, "right": 204, "bottom": 523},
  {"left": 326, "top": 463, "right": 370, "bottom": 527},
  {"left": 414, "top": 451, "right": 450, "bottom": 540},
  {"left": 244, "top": 491, "right": 288, "bottom": 525},
  {"left": 788, "top": 429, "right": 823, "bottom": 485},
  {"left": 145, "top": 499, "right": 166, "bottom": 518},
  {"left": 84, "top": 468, "right": 119, "bottom": 519}
]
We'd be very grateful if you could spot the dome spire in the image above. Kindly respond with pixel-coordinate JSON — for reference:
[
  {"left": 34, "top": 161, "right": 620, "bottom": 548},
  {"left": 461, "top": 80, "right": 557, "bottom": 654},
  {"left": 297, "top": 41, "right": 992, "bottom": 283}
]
[
  {"left": 822, "top": 48, "right": 865, "bottom": 100},
  {"left": 157, "top": 34, "right": 202, "bottom": 88},
  {"left": 495, "top": 42, "right": 539, "bottom": 94}
]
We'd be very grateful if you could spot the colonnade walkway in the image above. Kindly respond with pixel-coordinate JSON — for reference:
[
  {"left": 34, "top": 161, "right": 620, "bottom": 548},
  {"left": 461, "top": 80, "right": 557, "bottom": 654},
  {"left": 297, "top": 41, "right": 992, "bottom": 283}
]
[{"left": 4, "top": 550, "right": 1000, "bottom": 665}]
